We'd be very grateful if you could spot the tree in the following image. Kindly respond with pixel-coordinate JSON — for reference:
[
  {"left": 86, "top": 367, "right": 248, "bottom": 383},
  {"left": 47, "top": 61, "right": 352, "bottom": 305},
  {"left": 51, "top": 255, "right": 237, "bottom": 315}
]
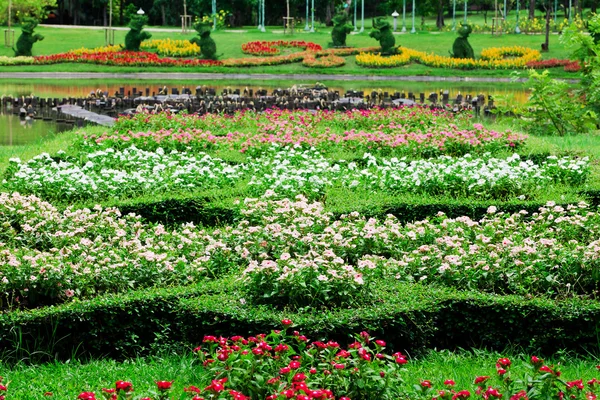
[{"left": 0, "top": 0, "right": 57, "bottom": 24}]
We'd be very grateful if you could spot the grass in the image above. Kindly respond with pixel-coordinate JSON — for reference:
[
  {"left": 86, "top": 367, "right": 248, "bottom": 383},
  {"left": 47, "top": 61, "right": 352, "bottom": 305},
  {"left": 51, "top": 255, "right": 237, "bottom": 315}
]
[
  {"left": 0, "top": 350, "right": 598, "bottom": 399},
  {"left": 0, "top": 26, "right": 579, "bottom": 78}
]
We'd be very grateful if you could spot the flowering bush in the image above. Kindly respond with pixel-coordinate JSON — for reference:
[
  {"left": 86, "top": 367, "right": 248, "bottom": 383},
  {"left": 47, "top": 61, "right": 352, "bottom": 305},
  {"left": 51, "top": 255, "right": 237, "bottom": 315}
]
[
  {"left": 141, "top": 39, "right": 200, "bottom": 57},
  {"left": 199, "top": 9, "right": 231, "bottom": 29},
  {"left": 3, "top": 191, "right": 600, "bottom": 309},
  {"left": 90, "top": 108, "right": 525, "bottom": 157},
  {"left": 5, "top": 145, "right": 583, "bottom": 202},
  {"left": 356, "top": 46, "right": 542, "bottom": 70}
]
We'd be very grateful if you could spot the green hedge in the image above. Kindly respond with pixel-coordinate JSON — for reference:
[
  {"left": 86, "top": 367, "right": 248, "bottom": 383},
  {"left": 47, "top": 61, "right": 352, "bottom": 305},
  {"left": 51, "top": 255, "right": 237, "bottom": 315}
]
[
  {"left": 69, "top": 191, "right": 600, "bottom": 227},
  {"left": 2, "top": 280, "right": 599, "bottom": 362}
]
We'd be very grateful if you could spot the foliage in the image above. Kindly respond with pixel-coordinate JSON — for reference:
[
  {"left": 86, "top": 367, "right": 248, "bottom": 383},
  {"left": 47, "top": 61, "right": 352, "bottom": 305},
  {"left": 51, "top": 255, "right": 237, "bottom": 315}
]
[
  {"left": 190, "top": 21, "right": 218, "bottom": 60},
  {"left": 13, "top": 17, "right": 43, "bottom": 57},
  {"left": 450, "top": 24, "right": 474, "bottom": 59},
  {"left": 331, "top": 12, "right": 354, "bottom": 47},
  {"left": 560, "top": 14, "right": 600, "bottom": 118},
  {"left": 369, "top": 17, "right": 397, "bottom": 55},
  {"left": 199, "top": 9, "right": 232, "bottom": 29},
  {"left": 124, "top": 15, "right": 152, "bottom": 52},
  {"left": 0, "top": 0, "right": 56, "bottom": 25},
  {"left": 521, "top": 69, "right": 597, "bottom": 136}
]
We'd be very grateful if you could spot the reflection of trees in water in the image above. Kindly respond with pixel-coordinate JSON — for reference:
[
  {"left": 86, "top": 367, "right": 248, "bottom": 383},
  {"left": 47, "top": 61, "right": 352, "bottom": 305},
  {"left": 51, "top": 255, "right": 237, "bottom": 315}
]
[
  {"left": 0, "top": 113, "right": 58, "bottom": 146},
  {"left": 0, "top": 81, "right": 532, "bottom": 105}
]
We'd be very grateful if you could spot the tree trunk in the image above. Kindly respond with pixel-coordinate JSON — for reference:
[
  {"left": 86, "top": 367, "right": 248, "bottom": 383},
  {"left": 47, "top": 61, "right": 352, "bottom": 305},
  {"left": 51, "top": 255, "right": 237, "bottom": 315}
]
[
  {"left": 325, "top": 0, "right": 334, "bottom": 25},
  {"left": 161, "top": 4, "right": 166, "bottom": 26},
  {"left": 592, "top": 0, "right": 598, "bottom": 13},
  {"left": 103, "top": 5, "right": 107, "bottom": 26},
  {"left": 543, "top": 5, "right": 550, "bottom": 51},
  {"left": 529, "top": 0, "right": 536, "bottom": 19},
  {"left": 436, "top": 0, "right": 445, "bottom": 28},
  {"left": 573, "top": 0, "right": 579, "bottom": 18}
]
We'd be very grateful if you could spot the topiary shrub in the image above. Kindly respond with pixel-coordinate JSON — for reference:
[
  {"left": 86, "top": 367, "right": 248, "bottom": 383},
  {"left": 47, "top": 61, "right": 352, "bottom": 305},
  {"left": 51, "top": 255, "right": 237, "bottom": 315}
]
[
  {"left": 369, "top": 18, "right": 397, "bottom": 55},
  {"left": 190, "top": 22, "right": 218, "bottom": 60},
  {"left": 450, "top": 24, "right": 475, "bottom": 59},
  {"left": 125, "top": 15, "right": 152, "bottom": 52},
  {"left": 331, "top": 12, "right": 354, "bottom": 47},
  {"left": 14, "top": 17, "right": 44, "bottom": 57}
]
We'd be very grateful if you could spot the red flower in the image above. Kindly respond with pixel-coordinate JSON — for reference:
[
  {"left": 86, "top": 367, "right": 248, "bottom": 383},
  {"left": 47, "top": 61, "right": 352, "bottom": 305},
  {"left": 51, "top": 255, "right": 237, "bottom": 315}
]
[
  {"left": 375, "top": 339, "right": 386, "bottom": 347},
  {"left": 156, "top": 380, "right": 173, "bottom": 391},
  {"left": 184, "top": 386, "right": 201, "bottom": 393},
  {"left": 452, "top": 390, "right": 471, "bottom": 400},
  {"left": 509, "top": 390, "right": 529, "bottom": 400},
  {"left": 497, "top": 358, "right": 511, "bottom": 368},
  {"left": 474, "top": 376, "right": 490, "bottom": 385},
  {"left": 530, "top": 356, "right": 543, "bottom": 366},
  {"left": 444, "top": 379, "right": 456, "bottom": 386},
  {"left": 282, "top": 319, "right": 293, "bottom": 326},
  {"left": 115, "top": 381, "right": 133, "bottom": 393},
  {"left": 484, "top": 387, "right": 502, "bottom": 399},
  {"left": 77, "top": 393, "right": 96, "bottom": 400},
  {"left": 293, "top": 373, "right": 307, "bottom": 382},
  {"left": 395, "top": 356, "right": 408, "bottom": 365},
  {"left": 421, "top": 380, "right": 433, "bottom": 388},
  {"left": 289, "top": 361, "right": 301, "bottom": 369},
  {"left": 280, "top": 367, "right": 291, "bottom": 374},
  {"left": 566, "top": 380, "right": 584, "bottom": 390}
]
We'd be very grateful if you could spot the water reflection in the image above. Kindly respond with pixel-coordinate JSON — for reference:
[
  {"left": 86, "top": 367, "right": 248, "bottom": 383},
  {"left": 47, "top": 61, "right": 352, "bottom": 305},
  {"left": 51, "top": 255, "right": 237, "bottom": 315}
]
[
  {"left": 0, "top": 79, "right": 532, "bottom": 104},
  {"left": 0, "top": 112, "right": 70, "bottom": 146}
]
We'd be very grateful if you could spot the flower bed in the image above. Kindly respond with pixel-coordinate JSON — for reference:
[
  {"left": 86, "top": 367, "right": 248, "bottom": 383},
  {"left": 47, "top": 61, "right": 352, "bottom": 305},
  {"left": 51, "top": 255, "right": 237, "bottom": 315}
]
[
  {"left": 1, "top": 324, "right": 599, "bottom": 399},
  {"left": 526, "top": 58, "right": 582, "bottom": 72},
  {"left": 5, "top": 146, "right": 582, "bottom": 201},
  {"left": 34, "top": 50, "right": 222, "bottom": 67},
  {"left": 0, "top": 55, "right": 34, "bottom": 65},
  {"left": 141, "top": 38, "right": 201, "bottom": 57},
  {"left": 302, "top": 52, "right": 346, "bottom": 68},
  {"left": 241, "top": 40, "right": 323, "bottom": 55},
  {"left": 88, "top": 108, "right": 526, "bottom": 156},
  {"left": 1, "top": 191, "right": 598, "bottom": 309},
  {"left": 357, "top": 46, "right": 543, "bottom": 70}
]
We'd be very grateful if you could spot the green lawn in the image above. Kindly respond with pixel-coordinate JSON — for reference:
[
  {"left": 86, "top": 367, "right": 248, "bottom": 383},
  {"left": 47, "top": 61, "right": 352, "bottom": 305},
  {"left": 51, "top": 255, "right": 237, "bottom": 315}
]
[{"left": 0, "top": 25, "right": 578, "bottom": 78}]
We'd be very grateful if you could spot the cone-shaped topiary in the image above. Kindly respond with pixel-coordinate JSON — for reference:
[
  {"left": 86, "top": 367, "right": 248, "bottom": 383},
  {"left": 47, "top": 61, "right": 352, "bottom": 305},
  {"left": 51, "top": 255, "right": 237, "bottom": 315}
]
[
  {"left": 450, "top": 24, "right": 475, "bottom": 59},
  {"left": 125, "top": 15, "right": 152, "bottom": 51},
  {"left": 331, "top": 12, "right": 354, "bottom": 47},
  {"left": 369, "top": 18, "right": 397, "bottom": 55},
  {"left": 14, "top": 17, "right": 44, "bottom": 57},
  {"left": 190, "top": 22, "right": 218, "bottom": 60}
]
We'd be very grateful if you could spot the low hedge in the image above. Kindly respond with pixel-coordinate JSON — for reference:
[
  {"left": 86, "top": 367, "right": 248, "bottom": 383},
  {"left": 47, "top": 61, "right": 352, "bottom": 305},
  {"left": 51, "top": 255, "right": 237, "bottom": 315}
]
[
  {"left": 1, "top": 280, "right": 599, "bottom": 362},
  {"left": 68, "top": 189, "right": 600, "bottom": 227}
]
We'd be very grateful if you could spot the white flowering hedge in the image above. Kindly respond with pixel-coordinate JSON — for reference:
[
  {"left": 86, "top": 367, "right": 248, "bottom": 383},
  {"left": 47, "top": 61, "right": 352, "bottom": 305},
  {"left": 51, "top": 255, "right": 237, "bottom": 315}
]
[
  {"left": 2, "top": 146, "right": 589, "bottom": 202},
  {"left": 2, "top": 192, "right": 599, "bottom": 309}
]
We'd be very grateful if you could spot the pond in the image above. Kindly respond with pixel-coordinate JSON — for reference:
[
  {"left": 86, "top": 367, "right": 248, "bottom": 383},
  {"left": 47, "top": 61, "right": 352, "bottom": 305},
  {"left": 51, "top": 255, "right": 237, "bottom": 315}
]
[{"left": 0, "top": 79, "right": 532, "bottom": 146}]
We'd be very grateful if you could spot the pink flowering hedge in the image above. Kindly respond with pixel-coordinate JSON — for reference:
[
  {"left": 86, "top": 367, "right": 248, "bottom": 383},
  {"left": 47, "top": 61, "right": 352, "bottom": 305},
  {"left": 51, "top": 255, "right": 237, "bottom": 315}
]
[{"left": 81, "top": 108, "right": 526, "bottom": 157}]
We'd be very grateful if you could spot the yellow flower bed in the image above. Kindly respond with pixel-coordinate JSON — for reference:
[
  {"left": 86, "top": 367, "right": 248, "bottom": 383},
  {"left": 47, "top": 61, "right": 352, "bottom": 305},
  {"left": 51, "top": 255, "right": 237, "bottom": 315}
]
[
  {"left": 356, "top": 46, "right": 541, "bottom": 70},
  {"left": 0, "top": 56, "right": 35, "bottom": 65},
  {"left": 70, "top": 45, "right": 121, "bottom": 55},
  {"left": 141, "top": 39, "right": 200, "bottom": 57}
]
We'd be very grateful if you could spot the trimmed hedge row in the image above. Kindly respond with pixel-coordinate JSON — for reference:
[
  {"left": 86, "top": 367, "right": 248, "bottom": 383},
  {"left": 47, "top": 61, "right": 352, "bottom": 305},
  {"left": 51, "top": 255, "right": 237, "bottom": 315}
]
[
  {"left": 69, "top": 191, "right": 600, "bottom": 227},
  {"left": 2, "top": 280, "right": 599, "bottom": 362}
]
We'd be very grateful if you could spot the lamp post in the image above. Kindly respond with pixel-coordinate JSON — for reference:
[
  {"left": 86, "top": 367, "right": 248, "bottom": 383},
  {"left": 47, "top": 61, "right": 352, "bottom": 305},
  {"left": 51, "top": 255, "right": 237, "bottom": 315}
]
[
  {"left": 503, "top": 0, "right": 507, "bottom": 19},
  {"left": 360, "top": 0, "right": 364, "bottom": 32},
  {"left": 305, "top": 0, "right": 310, "bottom": 30},
  {"left": 257, "top": 0, "right": 265, "bottom": 32},
  {"left": 402, "top": 0, "right": 407, "bottom": 31},
  {"left": 354, "top": 0, "right": 358, "bottom": 31},
  {"left": 411, "top": 0, "right": 416, "bottom": 33},
  {"left": 310, "top": 0, "right": 314, "bottom": 32},
  {"left": 452, "top": 0, "right": 456, "bottom": 30},
  {"left": 392, "top": 10, "right": 399, "bottom": 31},
  {"left": 515, "top": 0, "right": 521, "bottom": 33},
  {"left": 212, "top": 0, "right": 217, "bottom": 30}
]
